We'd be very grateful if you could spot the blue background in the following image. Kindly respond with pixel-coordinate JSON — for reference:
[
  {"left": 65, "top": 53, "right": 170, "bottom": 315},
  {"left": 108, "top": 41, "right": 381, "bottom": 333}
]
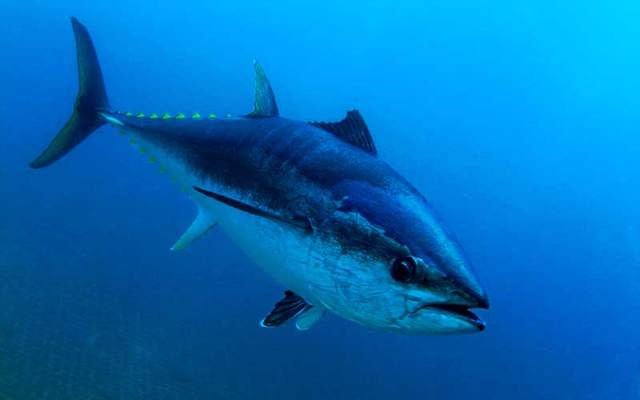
[{"left": 1, "top": 0, "right": 639, "bottom": 398}]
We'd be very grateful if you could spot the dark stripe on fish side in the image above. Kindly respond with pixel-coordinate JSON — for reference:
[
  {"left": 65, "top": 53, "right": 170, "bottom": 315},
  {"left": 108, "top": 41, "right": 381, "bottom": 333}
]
[
  {"left": 115, "top": 115, "right": 349, "bottom": 220},
  {"left": 114, "top": 114, "right": 403, "bottom": 196},
  {"left": 112, "top": 113, "right": 444, "bottom": 264}
]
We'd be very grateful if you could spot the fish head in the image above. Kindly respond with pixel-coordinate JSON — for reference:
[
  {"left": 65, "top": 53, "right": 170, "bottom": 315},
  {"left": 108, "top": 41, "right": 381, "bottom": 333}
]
[{"left": 326, "top": 180, "right": 489, "bottom": 334}]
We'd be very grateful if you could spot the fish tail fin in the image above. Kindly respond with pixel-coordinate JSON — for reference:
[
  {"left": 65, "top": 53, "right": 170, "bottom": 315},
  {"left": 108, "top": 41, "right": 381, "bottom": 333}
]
[{"left": 30, "top": 17, "right": 109, "bottom": 168}]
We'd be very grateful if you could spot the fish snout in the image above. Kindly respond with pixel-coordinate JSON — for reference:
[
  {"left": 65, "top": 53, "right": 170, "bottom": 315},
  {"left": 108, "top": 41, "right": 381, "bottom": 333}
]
[
  {"left": 438, "top": 271, "right": 490, "bottom": 311},
  {"left": 458, "top": 280, "right": 490, "bottom": 309}
]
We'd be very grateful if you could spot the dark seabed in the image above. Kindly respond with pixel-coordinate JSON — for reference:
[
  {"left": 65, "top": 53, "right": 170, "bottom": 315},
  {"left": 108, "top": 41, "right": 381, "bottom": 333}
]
[{"left": 1, "top": 0, "right": 639, "bottom": 399}]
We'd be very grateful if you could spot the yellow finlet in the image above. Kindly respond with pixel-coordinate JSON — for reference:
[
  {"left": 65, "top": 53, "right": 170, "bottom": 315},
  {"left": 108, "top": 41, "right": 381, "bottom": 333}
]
[
  {"left": 192, "top": 113, "right": 201, "bottom": 119},
  {"left": 148, "top": 155, "right": 157, "bottom": 164},
  {"left": 150, "top": 112, "right": 159, "bottom": 119},
  {"left": 176, "top": 113, "right": 186, "bottom": 120},
  {"left": 158, "top": 165, "right": 167, "bottom": 174},
  {"left": 162, "top": 112, "right": 172, "bottom": 120},
  {"left": 136, "top": 112, "right": 145, "bottom": 118},
  {"left": 208, "top": 113, "right": 217, "bottom": 119},
  {"left": 129, "top": 137, "right": 137, "bottom": 145},
  {"left": 138, "top": 146, "right": 147, "bottom": 154},
  {"left": 125, "top": 112, "right": 133, "bottom": 117}
]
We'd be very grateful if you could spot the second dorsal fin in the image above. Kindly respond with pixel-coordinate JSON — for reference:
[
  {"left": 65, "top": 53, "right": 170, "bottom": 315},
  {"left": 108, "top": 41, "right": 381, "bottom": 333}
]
[
  {"left": 309, "top": 110, "right": 377, "bottom": 155},
  {"left": 249, "top": 61, "right": 279, "bottom": 117}
]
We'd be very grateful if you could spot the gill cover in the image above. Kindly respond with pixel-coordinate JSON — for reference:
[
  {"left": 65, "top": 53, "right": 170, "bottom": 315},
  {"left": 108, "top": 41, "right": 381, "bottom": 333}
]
[{"left": 30, "top": 17, "right": 109, "bottom": 168}]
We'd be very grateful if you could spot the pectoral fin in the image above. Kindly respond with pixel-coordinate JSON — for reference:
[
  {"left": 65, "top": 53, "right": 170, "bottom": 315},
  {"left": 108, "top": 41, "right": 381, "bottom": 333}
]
[
  {"left": 170, "top": 208, "right": 216, "bottom": 251},
  {"left": 260, "top": 290, "right": 310, "bottom": 328},
  {"left": 193, "top": 186, "right": 313, "bottom": 233}
]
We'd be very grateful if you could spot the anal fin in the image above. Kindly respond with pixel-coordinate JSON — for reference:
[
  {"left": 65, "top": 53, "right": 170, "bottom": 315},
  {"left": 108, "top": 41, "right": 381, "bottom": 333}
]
[{"left": 170, "top": 208, "right": 216, "bottom": 251}]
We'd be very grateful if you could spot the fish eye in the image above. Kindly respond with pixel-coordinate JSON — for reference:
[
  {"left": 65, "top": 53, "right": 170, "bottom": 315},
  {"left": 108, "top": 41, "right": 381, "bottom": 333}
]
[{"left": 391, "top": 257, "right": 417, "bottom": 283}]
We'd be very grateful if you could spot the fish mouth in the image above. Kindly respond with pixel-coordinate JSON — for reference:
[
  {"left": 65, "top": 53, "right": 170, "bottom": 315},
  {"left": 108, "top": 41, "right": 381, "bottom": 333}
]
[{"left": 415, "top": 303, "right": 486, "bottom": 331}]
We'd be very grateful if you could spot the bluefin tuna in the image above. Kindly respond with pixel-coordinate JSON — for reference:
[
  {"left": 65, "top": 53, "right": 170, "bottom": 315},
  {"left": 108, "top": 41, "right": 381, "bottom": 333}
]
[{"left": 31, "top": 18, "right": 489, "bottom": 334}]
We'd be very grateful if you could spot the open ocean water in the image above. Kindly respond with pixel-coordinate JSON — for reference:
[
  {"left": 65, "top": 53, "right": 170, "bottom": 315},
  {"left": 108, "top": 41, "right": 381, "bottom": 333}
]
[{"left": 1, "top": 0, "right": 640, "bottom": 399}]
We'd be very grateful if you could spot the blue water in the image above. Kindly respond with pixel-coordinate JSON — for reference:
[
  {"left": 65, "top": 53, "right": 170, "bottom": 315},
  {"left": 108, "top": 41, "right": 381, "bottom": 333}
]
[{"left": 1, "top": 1, "right": 639, "bottom": 398}]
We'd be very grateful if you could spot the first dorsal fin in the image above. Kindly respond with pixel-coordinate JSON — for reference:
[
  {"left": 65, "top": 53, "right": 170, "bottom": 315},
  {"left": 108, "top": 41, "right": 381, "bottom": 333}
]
[
  {"left": 249, "top": 61, "right": 279, "bottom": 117},
  {"left": 309, "top": 110, "right": 377, "bottom": 155}
]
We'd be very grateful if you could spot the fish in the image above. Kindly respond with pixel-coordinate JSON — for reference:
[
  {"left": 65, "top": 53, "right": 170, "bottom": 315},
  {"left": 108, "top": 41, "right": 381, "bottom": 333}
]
[{"left": 31, "top": 18, "right": 489, "bottom": 334}]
